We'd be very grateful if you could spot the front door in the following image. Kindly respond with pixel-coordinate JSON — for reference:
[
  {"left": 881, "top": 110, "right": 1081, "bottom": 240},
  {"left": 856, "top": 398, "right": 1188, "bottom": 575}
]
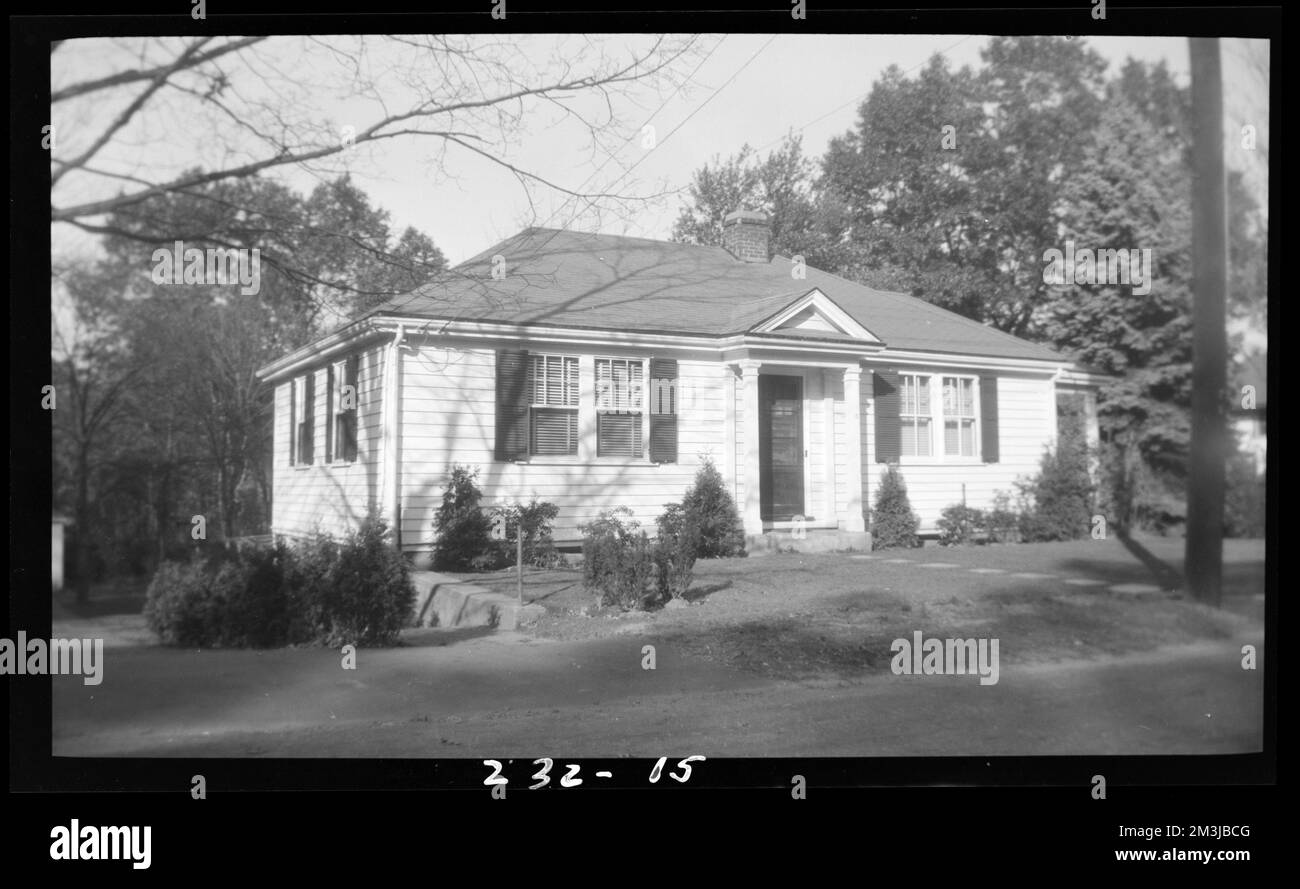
[{"left": 759, "top": 375, "right": 805, "bottom": 521}]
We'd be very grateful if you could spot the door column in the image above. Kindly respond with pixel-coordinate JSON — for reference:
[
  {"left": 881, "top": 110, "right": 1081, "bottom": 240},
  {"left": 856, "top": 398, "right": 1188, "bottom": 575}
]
[
  {"left": 843, "top": 364, "right": 866, "bottom": 532},
  {"left": 739, "top": 360, "right": 764, "bottom": 536}
]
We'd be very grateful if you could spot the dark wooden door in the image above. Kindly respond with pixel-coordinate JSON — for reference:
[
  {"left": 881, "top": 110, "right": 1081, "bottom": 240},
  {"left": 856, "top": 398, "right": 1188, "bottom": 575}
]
[{"left": 759, "top": 375, "right": 804, "bottom": 521}]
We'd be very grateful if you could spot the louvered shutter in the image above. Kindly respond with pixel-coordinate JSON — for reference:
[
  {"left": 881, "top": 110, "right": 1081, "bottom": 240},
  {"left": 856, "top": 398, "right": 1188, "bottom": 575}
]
[
  {"left": 648, "top": 357, "right": 678, "bottom": 463},
  {"left": 300, "top": 371, "right": 315, "bottom": 464},
  {"left": 325, "top": 363, "right": 335, "bottom": 463},
  {"left": 495, "top": 350, "right": 530, "bottom": 461},
  {"left": 288, "top": 378, "right": 297, "bottom": 466},
  {"left": 980, "top": 375, "right": 999, "bottom": 464},
  {"left": 343, "top": 354, "right": 359, "bottom": 462},
  {"left": 873, "top": 370, "right": 900, "bottom": 463}
]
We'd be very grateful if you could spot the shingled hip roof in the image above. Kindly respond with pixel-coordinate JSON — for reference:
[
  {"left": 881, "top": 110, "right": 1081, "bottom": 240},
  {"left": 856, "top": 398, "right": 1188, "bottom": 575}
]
[{"left": 361, "top": 227, "right": 1069, "bottom": 362}]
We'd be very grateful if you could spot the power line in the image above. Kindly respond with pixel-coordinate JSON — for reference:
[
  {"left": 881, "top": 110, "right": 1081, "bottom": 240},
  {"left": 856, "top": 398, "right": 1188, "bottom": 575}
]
[{"left": 529, "top": 34, "right": 729, "bottom": 234}]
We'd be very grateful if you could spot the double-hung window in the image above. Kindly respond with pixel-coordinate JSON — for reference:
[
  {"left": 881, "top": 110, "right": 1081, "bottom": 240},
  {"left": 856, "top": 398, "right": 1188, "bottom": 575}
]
[
  {"left": 292, "top": 373, "right": 314, "bottom": 465},
  {"left": 529, "top": 354, "right": 579, "bottom": 455},
  {"left": 595, "top": 357, "right": 644, "bottom": 457},
  {"left": 327, "top": 356, "right": 358, "bottom": 463},
  {"left": 898, "top": 373, "right": 979, "bottom": 460},
  {"left": 900, "top": 373, "right": 932, "bottom": 458},
  {"left": 941, "top": 376, "right": 978, "bottom": 458}
]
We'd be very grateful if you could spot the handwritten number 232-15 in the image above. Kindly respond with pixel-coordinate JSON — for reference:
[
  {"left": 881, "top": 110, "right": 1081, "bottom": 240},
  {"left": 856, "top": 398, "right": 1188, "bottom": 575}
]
[{"left": 483, "top": 756, "right": 705, "bottom": 788}]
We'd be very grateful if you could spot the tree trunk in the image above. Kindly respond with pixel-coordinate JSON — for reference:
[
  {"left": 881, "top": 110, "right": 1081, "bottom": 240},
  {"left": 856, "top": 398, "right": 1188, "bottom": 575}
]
[{"left": 74, "top": 448, "right": 91, "bottom": 605}]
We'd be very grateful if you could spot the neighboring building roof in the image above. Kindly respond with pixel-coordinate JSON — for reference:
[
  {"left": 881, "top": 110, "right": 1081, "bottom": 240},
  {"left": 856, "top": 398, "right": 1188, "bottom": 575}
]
[{"left": 361, "top": 227, "right": 1070, "bottom": 363}]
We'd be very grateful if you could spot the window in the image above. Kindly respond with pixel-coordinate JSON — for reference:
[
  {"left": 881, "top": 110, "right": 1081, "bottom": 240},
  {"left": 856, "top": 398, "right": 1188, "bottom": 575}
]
[
  {"left": 942, "top": 376, "right": 977, "bottom": 457},
  {"left": 595, "top": 357, "right": 644, "bottom": 457},
  {"left": 900, "top": 374, "right": 932, "bottom": 457},
  {"left": 293, "top": 373, "right": 314, "bottom": 465},
  {"left": 328, "top": 356, "right": 358, "bottom": 463},
  {"left": 529, "top": 354, "right": 579, "bottom": 455}
]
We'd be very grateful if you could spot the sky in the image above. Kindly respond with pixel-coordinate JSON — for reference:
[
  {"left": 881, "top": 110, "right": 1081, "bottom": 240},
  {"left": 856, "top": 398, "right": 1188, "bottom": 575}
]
[{"left": 50, "top": 34, "right": 1269, "bottom": 269}]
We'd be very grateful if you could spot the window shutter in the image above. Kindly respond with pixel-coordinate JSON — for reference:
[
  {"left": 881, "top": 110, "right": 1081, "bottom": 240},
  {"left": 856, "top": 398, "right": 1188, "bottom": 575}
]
[
  {"left": 495, "top": 350, "right": 529, "bottom": 461},
  {"left": 873, "top": 370, "right": 900, "bottom": 463},
  {"left": 980, "top": 374, "right": 999, "bottom": 463},
  {"left": 325, "top": 363, "right": 335, "bottom": 463},
  {"left": 344, "top": 354, "right": 359, "bottom": 462},
  {"left": 648, "top": 357, "right": 678, "bottom": 463},
  {"left": 302, "top": 371, "right": 315, "bottom": 464},
  {"left": 288, "top": 379, "right": 296, "bottom": 466}
]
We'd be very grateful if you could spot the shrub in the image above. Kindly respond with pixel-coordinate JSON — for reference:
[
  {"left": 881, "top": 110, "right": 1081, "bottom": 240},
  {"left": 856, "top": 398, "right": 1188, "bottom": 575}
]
[
  {"left": 580, "top": 508, "right": 659, "bottom": 609},
  {"left": 145, "top": 517, "right": 413, "bottom": 649},
  {"left": 315, "top": 516, "right": 414, "bottom": 646},
  {"left": 144, "top": 555, "right": 224, "bottom": 647},
  {"left": 431, "top": 465, "right": 495, "bottom": 571},
  {"left": 490, "top": 499, "right": 564, "bottom": 568},
  {"left": 984, "top": 491, "right": 1022, "bottom": 543},
  {"left": 220, "top": 540, "right": 294, "bottom": 647},
  {"left": 937, "top": 504, "right": 986, "bottom": 546},
  {"left": 653, "top": 505, "right": 700, "bottom": 603},
  {"left": 1018, "top": 439, "right": 1093, "bottom": 542},
  {"left": 871, "top": 465, "right": 920, "bottom": 550},
  {"left": 285, "top": 532, "right": 340, "bottom": 642},
  {"left": 675, "top": 458, "right": 746, "bottom": 558}
]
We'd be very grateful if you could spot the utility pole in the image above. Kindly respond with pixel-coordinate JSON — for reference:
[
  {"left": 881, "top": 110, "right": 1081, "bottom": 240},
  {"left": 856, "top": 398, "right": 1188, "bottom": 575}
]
[{"left": 1185, "top": 38, "right": 1228, "bottom": 607}]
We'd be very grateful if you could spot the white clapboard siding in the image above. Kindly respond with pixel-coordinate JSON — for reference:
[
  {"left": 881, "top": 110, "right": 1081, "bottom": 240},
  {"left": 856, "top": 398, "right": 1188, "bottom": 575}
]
[
  {"left": 271, "top": 345, "right": 386, "bottom": 540},
  {"left": 398, "top": 344, "right": 728, "bottom": 550}
]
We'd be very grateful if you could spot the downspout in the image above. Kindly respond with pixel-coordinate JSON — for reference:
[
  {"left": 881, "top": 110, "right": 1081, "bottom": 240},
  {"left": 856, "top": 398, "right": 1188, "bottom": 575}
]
[{"left": 380, "top": 324, "right": 406, "bottom": 550}]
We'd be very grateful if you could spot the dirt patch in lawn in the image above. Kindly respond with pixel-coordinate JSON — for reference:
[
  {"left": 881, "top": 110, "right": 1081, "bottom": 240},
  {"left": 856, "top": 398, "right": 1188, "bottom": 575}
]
[{"left": 522, "top": 546, "right": 1263, "bottom": 682}]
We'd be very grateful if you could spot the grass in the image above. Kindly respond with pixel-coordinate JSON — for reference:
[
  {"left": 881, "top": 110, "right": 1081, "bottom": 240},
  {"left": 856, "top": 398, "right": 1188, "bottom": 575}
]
[{"left": 520, "top": 536, "right": 1264, "bottom": 681}]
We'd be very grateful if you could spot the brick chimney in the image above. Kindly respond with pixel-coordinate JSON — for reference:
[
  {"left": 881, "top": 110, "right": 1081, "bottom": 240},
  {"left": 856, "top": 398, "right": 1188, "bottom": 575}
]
[{"left": 722, "top": 209, "right": 770, "bottom": 262}]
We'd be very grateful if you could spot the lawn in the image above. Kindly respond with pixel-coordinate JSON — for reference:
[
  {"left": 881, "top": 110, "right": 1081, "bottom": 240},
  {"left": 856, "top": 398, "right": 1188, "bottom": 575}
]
[{"left": 513, "top": 536, "right": 1265, "bottom": 682}]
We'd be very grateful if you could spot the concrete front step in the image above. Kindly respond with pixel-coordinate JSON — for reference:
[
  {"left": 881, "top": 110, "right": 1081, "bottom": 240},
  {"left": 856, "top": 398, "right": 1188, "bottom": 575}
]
[
  {"left": 409, "top": 571, "right": 545, "bottom": 630},
  {"left": 746, "top": 529, "right": 872, "bottom": 555}
]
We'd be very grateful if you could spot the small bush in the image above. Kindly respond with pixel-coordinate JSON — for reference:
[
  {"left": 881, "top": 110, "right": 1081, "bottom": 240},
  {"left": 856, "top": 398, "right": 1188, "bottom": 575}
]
[
  {"left": 145, "top": 517, "right": 413, "bottom": 649},
  {"left": 937, "top": 504, "right": 985, "bottom": 546},
  {"left": 285, "top": 532, "right": 340, "bottom": 642},
  {"left": 316, "top": 516, "right": 415, "bottom": 647},
  {"left": 676, "top": 459, "right": 746, "bottom": 558},
  {"left": 653, "top": 505, "right": 700, "bottom": 603},
  {"left": 581, "top": 508, "right": 659, "bottom": 609},
  {"left": 984, "top": 491, "right": 1022, "bottom": 544},
  {"left": 871, "top": 465, "right": 920, "bottom": 550},
  {"left": 1018, "top": 440, "right": 1093, "bottom": 542},
  {"left": 144, "top": 556, "right": 223, "bottom": 647},
  {"left": 221, "top": 540, "right": 294, "bottom": 647},
  {"left": 431, "top": 465, "right": 495, "bottom": 571},
  {"left": 490, "top": 499, "right": 564, "bottom": 568}
]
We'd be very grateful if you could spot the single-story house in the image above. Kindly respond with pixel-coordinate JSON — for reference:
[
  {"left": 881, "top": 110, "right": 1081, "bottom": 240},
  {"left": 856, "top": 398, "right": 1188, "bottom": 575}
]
[{"left": 256, "top": 210, "right": 1105, "bottom": 562}]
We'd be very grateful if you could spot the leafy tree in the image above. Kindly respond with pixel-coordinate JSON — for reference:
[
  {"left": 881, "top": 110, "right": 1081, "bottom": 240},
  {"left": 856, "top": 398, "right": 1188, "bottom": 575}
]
[{"left": 672, "top": 135, "right": 844, "bottom": 269}]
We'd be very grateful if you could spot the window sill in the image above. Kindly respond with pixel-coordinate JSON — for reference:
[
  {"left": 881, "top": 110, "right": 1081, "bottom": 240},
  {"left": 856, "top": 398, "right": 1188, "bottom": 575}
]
[
  {"left": 511, "top": 457, "right": 663, "bottom": 467},
  {"left": 895, "top": 458, "right": 986, "bottom": 467}
]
